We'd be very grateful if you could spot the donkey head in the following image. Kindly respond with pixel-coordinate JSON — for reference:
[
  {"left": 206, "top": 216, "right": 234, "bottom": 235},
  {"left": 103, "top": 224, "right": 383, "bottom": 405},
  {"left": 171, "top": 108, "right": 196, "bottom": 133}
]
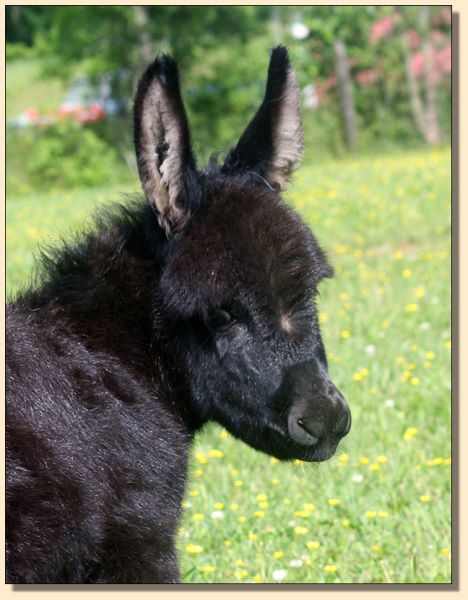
[{"left": 134, "top": 47, "right": 351, "bottom": 462}]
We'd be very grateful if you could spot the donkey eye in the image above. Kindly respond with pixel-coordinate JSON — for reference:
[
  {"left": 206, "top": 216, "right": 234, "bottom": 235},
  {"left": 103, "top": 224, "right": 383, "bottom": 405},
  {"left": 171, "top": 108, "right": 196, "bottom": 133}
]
[{"left": 210, "top": 309, "right": 234, "bottom": 330}]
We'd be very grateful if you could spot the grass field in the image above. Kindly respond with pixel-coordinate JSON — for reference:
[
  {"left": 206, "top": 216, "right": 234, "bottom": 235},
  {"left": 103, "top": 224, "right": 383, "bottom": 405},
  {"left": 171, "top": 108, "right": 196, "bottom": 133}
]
[{"left": 6, "top": 147, "right": 451, "bottom": 584}]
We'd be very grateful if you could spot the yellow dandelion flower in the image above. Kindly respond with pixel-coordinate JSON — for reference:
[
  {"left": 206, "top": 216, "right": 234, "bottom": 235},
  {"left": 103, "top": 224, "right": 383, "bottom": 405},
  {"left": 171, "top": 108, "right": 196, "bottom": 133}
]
[
  {"left": 254, "top": 511, "right": 265, "bottom": 518},
  {"left": 256, "top": 494, "right": 268, "bottom": 502},
  {"left": 294, "top": 459, "right": 303, "bottom": 465},
  {"left": 444, "top": 458, "right": 451, "bottom": 465},
  {"left": 319, "top": 314, "right": 328, "bottom": 324},
  {"left": 304, "top": 503, "right": 316, "bottom": 511},
  {"left": 230, "top": 468, "right": 239, "bottom": 476},
  {"left": 420, "top": 495, "right": 431, "bottom": 503},
  {"left": 381, "top": 319, "right": 390, "bottom": 329},
  {"left": 234, "top": 570, "right": 248, "bottom": 580},
  {"left": 224, "top": 540, "right": 232, "bottom": 546},
  {"left": 359, "top": 457, "right": 370, "bottom": 465},
  {"left": 378, "top": 511, "right": 389, "bottom": 518},
  {"left": 259, "top": 501, "right": 269, "bottom": 509},
  {"left": 186, "top": 544, "right": 204, "bottom": 554},
  {"left": 328, "top": 498, "right": 341, "bottom": 506},
  {"left": 376, "top": 455, "right": 388, "bottom": 464},
  {"left": 178, "top": 527, "right": 185, "bottom": 535},
  {"left": 200, "top": 565, "right": 215, "bottom": 573},
  {"left": 306, "top": 540, "right": 321, "bottom": 550},
  {"left": 194, "top": 469, "right": 203, "bottom": 477},
  {"left": 416, "top": 287, "right": 426, "bottom": 297},
  {"left": 445, "top": 340, "right": 451, "bottom": 349},
  {"left": 294, "top": 526, "right": 308, "bottom": 535},
  {"left": 370, "top": 463, "right": 380, "bottom": 472},
  {"left": 238, "top": 515, "right": 247, "bottom": 523},
  {"left": 270, "top": 457, "right": 279, "bottom": 465},
  {"left": 195, "top": 452, "right": 207, "bottom": 464},
  {"left": 234, "top": 480, "right": 243, "bottom": 487},
  {"left": 403, "top": 427, "right": 418, "bottom": 441},
  {"left": 236, "top": 559, "right": 246, "bottom": 567},
  {"left": 365, "top": 511, "right": 377, "bottom": 519},
  {"left": 426, "top": 351, "right": 435, "bottom": 360},
  {"left": 272, "top": 478, "right": 281, "bottom": 485},
  {"left": 340, "top": 330, "right": 351, "bottom": 339},
  {"left": 396, "top": 356, "right": 405, "bottom": 364},
  {"left": 405, "top": 304, "right": 419, "bottom": 312},
  {"left": 274, "top": 551, "right": 284, "bottom": 559},
  {"left": 338, "top": 453, "right": 349, "bottom": 463},
  {"left": 218, "top": 430, "right": 229, "bottom": 440},
  {"left": 230, "top": 503, "right": 239, "bottom": 511},
  {"left": 402, "top": 269, "right": 412, "bottom": 278},
  {"left": 441, "top": 548, "right": 450, "bottom": 555},
  {"left": 189, "top": 490, "right": 199, "bottom": 497},
  {"left": 371, "top": 545, "right": 382, "bottom": 553},
  {"left": 283, "top": 498, "right": 291, "bottom": 506},
  {"left": 208, "top": 449, "right": 224, "bottom": 458},
  {"left": 340, "top": 292, "right": 350, "bottom": 301},
  {"left": 341, "top": 519, "right": 350, "bottom": 528},
  {"left": 248, "top": 532, "right": 257, "bottom": 541},
  {"left": 294, "top": 510, "right": 310, "bottom": 518},
  {"left": 324, "top": 565, "right": 337, "bottom": 573},
  {"left": 193, "top": 513, "right": 204, "bottom": 521},
  {"left": 214, "top": 502, "right": 224, "bottom": 510},
  {"left": 433, "top": 457, "right": 443, "bottom": 465},
  {"left": 411, "top": 377, "right": 420, "bottom": 385},
  {"left": 394, "top": 251, "right": 403, "bottom": 260},
  {"left": 253, "top": 574, "right": 263, "bottom": 583}
]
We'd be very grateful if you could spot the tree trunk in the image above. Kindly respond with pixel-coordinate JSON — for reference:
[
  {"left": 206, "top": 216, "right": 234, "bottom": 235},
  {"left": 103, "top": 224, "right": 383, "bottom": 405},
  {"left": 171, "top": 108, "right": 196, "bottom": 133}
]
[
  {"left": 333, "top": 39, "right": 358, "bottom": 153},
  {"left": 403, "top": 31, "right": 427, "bottom": 139},
  {"left": 133, "top": 6, "right": 153, "bottom": 65},
  {"left": 402, "top": 7, "right": 441, "bottom": 146},
  {"left": 420, "top": 6, "right": 442, "bottom": 145}
]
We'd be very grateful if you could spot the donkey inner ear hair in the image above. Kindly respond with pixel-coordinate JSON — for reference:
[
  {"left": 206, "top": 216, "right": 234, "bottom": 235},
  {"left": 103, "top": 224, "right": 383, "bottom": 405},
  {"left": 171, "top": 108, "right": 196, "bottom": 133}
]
[{"left": 133, "top": 54, "right": 200, "bottom": 236}]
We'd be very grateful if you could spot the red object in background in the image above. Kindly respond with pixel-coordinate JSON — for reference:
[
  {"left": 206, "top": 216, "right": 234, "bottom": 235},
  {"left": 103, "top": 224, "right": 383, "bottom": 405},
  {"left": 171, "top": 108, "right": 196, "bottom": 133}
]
[
  {"left": 24, "top": 107, "right": 41, "bottom": 122},
  {"left": 410, "top": 44, "right": 451, "bottom": 84},
  {"left": 407, "top": 29, "right": 422, "bottom": 50},
  {"left": 370, "top": 15, "right": 395, "bottom": 44},
  {"left": 355, "top": 68, "right": 379, "bottom": 86},
  {"left": 58, "top": 102, "right": 106, "bottom": 124}
]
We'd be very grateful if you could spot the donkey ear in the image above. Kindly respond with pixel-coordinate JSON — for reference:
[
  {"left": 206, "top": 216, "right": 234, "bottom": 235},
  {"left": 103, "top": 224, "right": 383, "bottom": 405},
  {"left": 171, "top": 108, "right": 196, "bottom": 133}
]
[
  {"left": 134, "top": 55, "right": 199, "bottom": 235},
  {"left": 222, "top": 46, "right": 303, "bottom": 191}
]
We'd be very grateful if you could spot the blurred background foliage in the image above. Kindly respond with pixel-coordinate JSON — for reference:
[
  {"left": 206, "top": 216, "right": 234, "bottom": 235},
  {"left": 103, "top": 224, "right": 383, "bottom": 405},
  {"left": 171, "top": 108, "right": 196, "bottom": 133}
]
[{"left": 6, "top": 5, "right": 451, "bottom": 195}]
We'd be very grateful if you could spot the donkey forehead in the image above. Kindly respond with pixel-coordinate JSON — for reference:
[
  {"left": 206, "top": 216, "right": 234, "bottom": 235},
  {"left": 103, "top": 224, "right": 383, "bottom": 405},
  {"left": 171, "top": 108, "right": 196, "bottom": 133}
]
[
  {"left": 205, "top": 179, "right": 332, "bottom": 282},
  {"left": 162, "top": 180, "right": 332, "bottom": 317}
]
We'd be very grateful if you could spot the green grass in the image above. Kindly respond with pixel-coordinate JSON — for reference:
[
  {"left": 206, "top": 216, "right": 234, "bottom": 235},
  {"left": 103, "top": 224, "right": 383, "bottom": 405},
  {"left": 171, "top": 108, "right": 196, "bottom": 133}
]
[
  {"left": 6, "top": 147, "right": 451, "bottom": 584},
  {"left": 6, "top": 58, "right": 66, "bottom": 120}
]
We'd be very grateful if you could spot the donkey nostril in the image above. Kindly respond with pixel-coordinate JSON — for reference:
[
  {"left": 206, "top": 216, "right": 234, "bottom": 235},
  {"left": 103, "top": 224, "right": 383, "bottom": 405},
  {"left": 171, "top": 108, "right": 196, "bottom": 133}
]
[{"left": 297, "top": 418, "right": 319, "bottom": 444}]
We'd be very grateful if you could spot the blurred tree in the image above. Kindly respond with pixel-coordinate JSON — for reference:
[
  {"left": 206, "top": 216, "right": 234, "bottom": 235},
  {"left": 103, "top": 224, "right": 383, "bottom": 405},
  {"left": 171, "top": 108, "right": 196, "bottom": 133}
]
[
  {"left": 370, "top": 5, "right": 450, "bottom": 146},
  {"left": 6, "top": 5, "right": 451, "bottom": 165}
]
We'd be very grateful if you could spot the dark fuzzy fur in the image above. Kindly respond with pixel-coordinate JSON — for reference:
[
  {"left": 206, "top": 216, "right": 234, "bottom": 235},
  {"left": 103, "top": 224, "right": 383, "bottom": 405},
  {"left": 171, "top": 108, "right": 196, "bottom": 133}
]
[{"left": 6, "top": 47, "right": 351, "bottom": 584}]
